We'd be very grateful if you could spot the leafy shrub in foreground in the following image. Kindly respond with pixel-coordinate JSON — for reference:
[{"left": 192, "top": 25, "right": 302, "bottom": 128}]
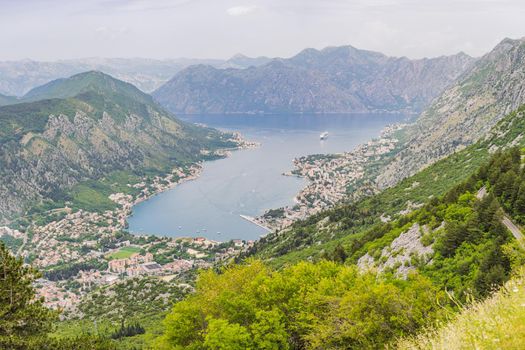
[{"left": 157, "top": 260, "right": 445, "bottom": 349}]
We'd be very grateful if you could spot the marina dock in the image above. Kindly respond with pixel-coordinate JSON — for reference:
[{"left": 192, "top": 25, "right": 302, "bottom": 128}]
[{"left": 239, "top": 214, "right": 271, "bottom": 232}]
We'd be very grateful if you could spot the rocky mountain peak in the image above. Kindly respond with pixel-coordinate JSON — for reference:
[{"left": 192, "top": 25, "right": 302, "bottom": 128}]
[
  {"left": 376, "top": 37, "right": 525, "bottom": 189},
  {"left": 154, "top": 44, "right": 474, "bottom": 115}
]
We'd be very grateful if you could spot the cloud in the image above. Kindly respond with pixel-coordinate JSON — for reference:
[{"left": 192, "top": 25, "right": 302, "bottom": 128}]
[
  {"left": 94, "top": 25, "right": 129, "bottom": 40},
  {"left": 226, "top": 5, "right": 257, "bottom": 16},
  {"left": 87, "top": 0, "right": 195, "bottom": 13}
]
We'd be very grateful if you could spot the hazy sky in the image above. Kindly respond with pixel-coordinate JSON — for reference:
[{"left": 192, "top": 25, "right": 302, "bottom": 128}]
[{"left": 1, "top": 0, "right": 524, "bottom": 61}]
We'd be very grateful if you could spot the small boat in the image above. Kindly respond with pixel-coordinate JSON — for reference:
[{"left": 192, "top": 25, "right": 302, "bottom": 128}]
[
  {"left": 320, "top": 131, "right": 329, "bottom": 140},
  {"left": 178, "top": 226, "right": 182, "bottom": 229}
]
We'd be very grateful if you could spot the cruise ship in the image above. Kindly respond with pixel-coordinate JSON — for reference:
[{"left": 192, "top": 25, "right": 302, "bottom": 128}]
[{"left": 320, "top": 131, "right": 329, "bottom": 140}]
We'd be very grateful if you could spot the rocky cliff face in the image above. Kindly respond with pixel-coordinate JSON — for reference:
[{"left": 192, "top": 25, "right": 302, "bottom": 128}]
[
  {"left": 153, "top": 45, "right": 475, "bottom": 115},
  {"left": 377, "top": 37, "right": 525, "bottom": 188},
  {"left": 0, "top": 72, "right": 235, "bottom": 222}
]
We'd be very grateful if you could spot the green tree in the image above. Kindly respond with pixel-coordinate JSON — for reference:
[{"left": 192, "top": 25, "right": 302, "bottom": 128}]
[
  {"left": 250, "top": 309, "right": 289, "bottom": 350},
  {"left": 514, "top": 181, "right": 525, "bottom": 223},
  {"left": 157, "top": 260, "right": 443, "bottom": 349},
  {"left": 204, "top": 318, "right": 252, "bottom": 350},
  {"left": 0, "top": 242, "right": 116, "bottom": 350},
  {"left": 161, "top": 301, "right": 205, "bottom": 349},
  {"left": 0, "top": 242, "right": 57, "bottom": 349},
  {"left": 332, "top": 244, "right": 348, "bottom": 263}
]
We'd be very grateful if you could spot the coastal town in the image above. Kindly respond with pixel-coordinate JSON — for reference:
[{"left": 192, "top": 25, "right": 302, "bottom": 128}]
[
  {"left": 33, "top": 233, "right": 254, "bottom": 316},
  {"left": 255, "top": 124, "right": 405, "bottom": 229},
  {"left": 0, "top": 135, "right": 258, "bottom": 317},
  {"left": 0, "top": 123, "right": 403, "bottom": 316}
]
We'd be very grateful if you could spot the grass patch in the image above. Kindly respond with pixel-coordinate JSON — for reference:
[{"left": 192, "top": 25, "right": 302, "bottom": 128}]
[
  {"left": 397, "top": 268, "right": 525, "bottom": 349},
  {"left": 69, "top": 171, "right": 143, "bottom": 213},
  {"left": 71, "top": 182, "right": 117, "bottom": 212},
  {"left": 106, "top": 246, "right": 142, "bottom": 260}
]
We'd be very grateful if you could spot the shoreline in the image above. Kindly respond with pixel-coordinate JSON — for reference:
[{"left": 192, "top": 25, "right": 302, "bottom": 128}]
[
  {"left": 255, "top": 122, "right": 407, "bottom": 230},
  {"left": 14, "top": 133, "right": 262, "bottom": 313},
  {"left": 10, "top": 122, "right": 407, "bottom": 313},
  {"left": 179, "top": 111, "right": 417, "bottom": 117},
  {"left": 124, "top": 122, "right": 407, "bottom": 238},
  {"left": 123, "top": 134, "right": 260, "bottom": 241},
  {"left": 239, "top": 214, "right": 272, "bottom": 232}
]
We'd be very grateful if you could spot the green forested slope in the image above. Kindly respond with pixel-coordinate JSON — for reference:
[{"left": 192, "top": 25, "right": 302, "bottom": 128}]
[
  {"left": 22, "top": 71, "right": 154, "bottom": 105},
  {"left": 151, "top": 139, "right": 525, "bottom": 350},
  {"left": 0, "top": 71, "right": 237, "bottom": 222}
]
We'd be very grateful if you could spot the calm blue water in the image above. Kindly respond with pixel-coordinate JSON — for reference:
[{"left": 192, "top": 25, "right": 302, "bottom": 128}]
[{"left": 128, "top": 114, "right": 406, "bottom": 241}]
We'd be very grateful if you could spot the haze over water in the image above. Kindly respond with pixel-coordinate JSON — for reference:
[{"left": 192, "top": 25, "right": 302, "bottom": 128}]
[{"left": 128, "top": 114, "right": 406, "bottom": 241}]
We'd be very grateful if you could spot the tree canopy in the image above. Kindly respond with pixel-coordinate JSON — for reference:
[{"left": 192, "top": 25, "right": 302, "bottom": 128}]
[
  {"left": 0, "top": 241, "right": 57, "bottom": 349},
  {"left": 157, "top": 260, "right": 445, "bottom": 349},
  {"left": 0, "top": 242, "right": 116, "bottom": 349}
]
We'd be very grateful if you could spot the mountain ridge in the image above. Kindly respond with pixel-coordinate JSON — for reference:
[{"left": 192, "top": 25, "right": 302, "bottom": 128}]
[
  {"left": 22, "top": 70, "right": 155, "bottom": 105},
  {"left": 0, "top": 71, "right": 237, "bottom": 222},
  {"left": 0, "top": 55, "right": 272, "bottom": 96},
  {"left": 376, "top": 36, "right": 525, "bottom": 189},
  {"left": 153, "top": 45, "right": 475, "bottom": 115}
]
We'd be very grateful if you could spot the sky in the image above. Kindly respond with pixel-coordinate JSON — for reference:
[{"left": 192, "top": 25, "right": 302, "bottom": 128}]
[{"left": 0, "top": 0, "right": 524, "bottom": 61}]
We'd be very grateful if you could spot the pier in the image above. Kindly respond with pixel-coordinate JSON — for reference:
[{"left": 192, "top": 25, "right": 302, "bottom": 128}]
[{"left": 239, "top": 214, "right": 271, "bottom": 232}]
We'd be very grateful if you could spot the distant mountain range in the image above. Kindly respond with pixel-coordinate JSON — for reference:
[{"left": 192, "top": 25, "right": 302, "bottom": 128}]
[
  {"left": 3, "top": 38, "right": 525, "bottom": 222},
  {"left": 0, "top": 47, "right": 475, "bottom": 116},
  {"left": 0, "top": 55, "right": 272, "bottom": 96},
  {"left": 377, "top": 37, "right": 525, "bottom": 188},
  {"left": 0, "top": 71, "right": 236, "bottom": 222},
  {"left": 0, "top": 93, "right": 16, "bottom": 106},
  {"left": 153, "top": 46, "right": 475, "bottom": 115}
]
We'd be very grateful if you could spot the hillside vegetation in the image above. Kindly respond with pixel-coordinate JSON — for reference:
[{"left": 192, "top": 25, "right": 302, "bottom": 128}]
[
  {"left": 0, "top": 71, "right": 237, "bottom": 222},
  {"left": 155, "top": 260, "right": 445, "bottom": 349},
  {"left": 377, "top": 37, "right": 525, "bottom": 189},
  {"left": 248, "top": 105, "right": 525, "bottom": 268},
  {"left": 150, "top": 141, "right": 525, "bottom": 349},
  {"left": 397, "top": 268, "right": 525, "bottom": 350}
]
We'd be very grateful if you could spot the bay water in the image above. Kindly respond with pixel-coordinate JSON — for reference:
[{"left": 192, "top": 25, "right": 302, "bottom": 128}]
[{"left": 128, "top": 114, "right": 406, "bottom": 241}]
